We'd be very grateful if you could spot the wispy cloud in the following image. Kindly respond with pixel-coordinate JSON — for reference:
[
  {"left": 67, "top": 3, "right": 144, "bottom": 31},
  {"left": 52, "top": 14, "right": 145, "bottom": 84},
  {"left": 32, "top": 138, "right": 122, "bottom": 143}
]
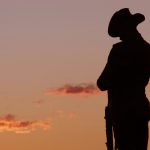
[
  {"left": 45, "top": 83, "right": 100, "bottom": 96},
  {"left": 0, "top": 114, "right": 52, "bottom": 134},
  {"left": 56, "top": 110, "right": 78, "bottom": 119}
]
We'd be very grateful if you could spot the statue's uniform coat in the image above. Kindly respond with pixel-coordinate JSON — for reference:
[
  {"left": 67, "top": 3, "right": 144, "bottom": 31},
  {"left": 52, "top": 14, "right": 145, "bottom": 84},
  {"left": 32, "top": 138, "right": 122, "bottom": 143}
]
[{"left": 97, "top": 33, "right": 150, "bottom": 150}]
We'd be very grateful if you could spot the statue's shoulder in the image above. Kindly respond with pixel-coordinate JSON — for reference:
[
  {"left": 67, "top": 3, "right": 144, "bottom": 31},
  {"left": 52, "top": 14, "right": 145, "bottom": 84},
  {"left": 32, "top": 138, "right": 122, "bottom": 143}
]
[
  {"left": 144, "top": 40, "right": 150, "bottom": 49},
  {"left": 108, "top": 42, "right": 123, "bottom": 60},
  {"left": 112, "top": 42, "right": 124, "bottom": 50},
  {"left": 142, "top": 40, "right": 150, "bottom": 54},
  {"left": 110, "top": 42, "right": 124, "bottom": 54}
]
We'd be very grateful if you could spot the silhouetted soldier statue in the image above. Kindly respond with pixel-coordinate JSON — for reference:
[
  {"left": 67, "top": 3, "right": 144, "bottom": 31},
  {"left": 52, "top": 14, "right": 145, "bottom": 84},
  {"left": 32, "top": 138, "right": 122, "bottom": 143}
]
[{"left": 97, "top": 8, "right": 150, "bottom": 150}]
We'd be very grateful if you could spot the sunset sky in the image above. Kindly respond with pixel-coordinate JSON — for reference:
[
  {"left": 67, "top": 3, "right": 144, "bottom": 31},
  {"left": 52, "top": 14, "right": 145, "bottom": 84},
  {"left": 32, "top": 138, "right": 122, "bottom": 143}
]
[{"left": 1, "top": 0, "right": 150, "bottom": 150}]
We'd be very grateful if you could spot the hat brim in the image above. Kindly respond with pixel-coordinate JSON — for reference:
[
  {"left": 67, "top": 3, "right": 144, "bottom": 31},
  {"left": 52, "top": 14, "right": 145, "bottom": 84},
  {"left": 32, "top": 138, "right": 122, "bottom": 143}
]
[{"left": 132, "top": 13, "right": 145, "bottom": 25}]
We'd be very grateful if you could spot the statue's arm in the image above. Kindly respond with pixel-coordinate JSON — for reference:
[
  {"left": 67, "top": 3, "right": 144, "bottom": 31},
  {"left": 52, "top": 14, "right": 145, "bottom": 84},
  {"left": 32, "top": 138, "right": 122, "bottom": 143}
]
[
  {"left": 97, "top": 62, "right": 112, "bottom": 91},
  {"left": 97, "top": 44, "right": 118, "bottom": 91}
]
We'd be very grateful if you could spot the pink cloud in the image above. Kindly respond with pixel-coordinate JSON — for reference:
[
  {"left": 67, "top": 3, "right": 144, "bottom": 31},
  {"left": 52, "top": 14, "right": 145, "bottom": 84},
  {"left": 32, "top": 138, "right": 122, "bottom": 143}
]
[
  {"left": 0, "top": 114, "right": 52, "bottom": 134},
  {"left": 45, "top": 83, "right": 100, "bottom": 96}
]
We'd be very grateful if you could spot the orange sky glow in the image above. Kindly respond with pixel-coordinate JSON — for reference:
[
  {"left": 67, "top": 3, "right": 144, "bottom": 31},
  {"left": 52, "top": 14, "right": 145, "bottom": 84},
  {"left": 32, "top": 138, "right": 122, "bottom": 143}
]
[{"left": 0, "top": 0, "right": 150, "bottom": 150}]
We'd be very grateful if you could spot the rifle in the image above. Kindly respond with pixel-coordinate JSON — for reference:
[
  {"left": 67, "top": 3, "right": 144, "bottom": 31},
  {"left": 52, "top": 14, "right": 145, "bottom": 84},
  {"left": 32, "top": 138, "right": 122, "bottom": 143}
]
[{"left": 105, "top": 91, "right": 114, "bottom": 150}]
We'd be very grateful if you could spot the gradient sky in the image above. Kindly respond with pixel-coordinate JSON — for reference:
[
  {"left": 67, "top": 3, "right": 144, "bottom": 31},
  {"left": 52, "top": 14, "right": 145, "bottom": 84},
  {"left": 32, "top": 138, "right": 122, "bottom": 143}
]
[{"left": 0, "top": 0, "right": 150, "bottom": 150}]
